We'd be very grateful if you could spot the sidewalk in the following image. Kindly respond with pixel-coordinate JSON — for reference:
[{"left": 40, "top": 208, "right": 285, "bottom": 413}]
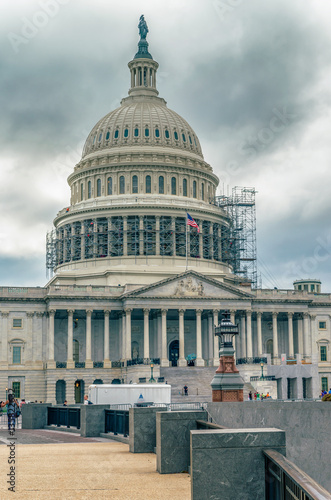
[{"left": 0, "top": 431, "right": 190, "bottom": 499}]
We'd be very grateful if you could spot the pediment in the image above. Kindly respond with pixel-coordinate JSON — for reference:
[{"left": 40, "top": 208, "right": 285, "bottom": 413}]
[{"left": 123, "top": 271, "right": 253, "bottom": 300}]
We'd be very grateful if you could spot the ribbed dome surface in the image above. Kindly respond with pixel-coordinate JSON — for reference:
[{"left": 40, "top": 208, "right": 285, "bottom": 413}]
[{"left": 82, "top": 97, "right": 203, "bottom": 159}]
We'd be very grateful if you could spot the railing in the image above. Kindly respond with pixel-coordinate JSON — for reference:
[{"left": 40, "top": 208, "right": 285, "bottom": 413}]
[
  {"left": 93, "top": 361, "right": 104, "bottom": 368},
  {"left": 111, "top": 361, "right": 123, "bottom": 368},
  {"left": 264, "top": 449, "right": 330, "bottom": 499},
  {"left": 126, "top": 358, "right": 160, "bottom": 366},
  {"left": 105, "top": 409, "right": 129, "bottom": 437},
  {"left": 236, "top": 357, "right": 267, "bottom": 365},
  {"left": 56, "top": 361, "right": 67, "bottom": 368},
  {"left": 75, "top": 362, "right": 85, "bottom": 368},
  {"left": 250, "top": 375, "right": 276, "bottom": 381},
  {"left": 0, "top": 412, "right": 22, "bottom": 429},
  {"left": 47, "top": 407, "right": 81, "bottom": 429}
]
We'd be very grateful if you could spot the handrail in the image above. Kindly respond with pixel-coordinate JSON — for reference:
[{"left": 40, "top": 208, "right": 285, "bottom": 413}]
[{"left": 264, "top": 449, "right": 330, "bottom": 500}]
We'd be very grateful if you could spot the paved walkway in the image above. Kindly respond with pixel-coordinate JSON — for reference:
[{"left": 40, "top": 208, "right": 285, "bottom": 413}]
[{"left": 0, "top": 429, "right": 190, "bottom": 499}]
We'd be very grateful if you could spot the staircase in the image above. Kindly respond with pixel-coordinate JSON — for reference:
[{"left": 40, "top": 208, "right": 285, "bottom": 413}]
[{"left": 160, "top": 366, "right": 254, "bottom": 402}]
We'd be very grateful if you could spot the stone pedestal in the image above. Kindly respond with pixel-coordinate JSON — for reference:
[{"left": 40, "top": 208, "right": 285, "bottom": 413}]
[{"left": 211, "top": 344, "right": 244, "bottom": 402}]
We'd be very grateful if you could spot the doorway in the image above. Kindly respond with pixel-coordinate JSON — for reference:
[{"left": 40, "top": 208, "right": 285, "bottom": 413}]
[
  {"left": 75, "top": 380, "right": 84, "bottom": 403},
  {"left": 56, "top": 380, "right": 66, "bottom": 404},
  {"left": 169, "top": 340, "right": 179, "bottom": 367}
]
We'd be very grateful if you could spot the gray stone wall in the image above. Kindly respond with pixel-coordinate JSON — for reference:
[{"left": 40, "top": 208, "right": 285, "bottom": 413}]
[
  {"left": 80, "top": 404, "right": 110, "bottom": 437},
  {"left": 190, "top": 428, "right": 286, "bottom": 500},
  {"left": 207, "top": 401, "right": 331, "bottom": 492},
  {"left": 22, "top": 403, "right": 49, "bottom": 429},
  {"left": 129, "top": 406, "right": 165, "bottom": 453}
]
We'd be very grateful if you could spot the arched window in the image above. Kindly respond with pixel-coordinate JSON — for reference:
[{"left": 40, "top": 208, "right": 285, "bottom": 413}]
[
  {"left": 132, "top": 175, "right": 138, "bottom": 194},
  {"left": 165, "top": 129, "right": 170, "bottom": 139},
  {"left": 145, "top": 127, "right": 149, "bottom": 137},
  {"left": 97, "top": 179, "right": 101, "bottom": 197},
  {"left": 92, "top": 134, "right": 96, "bottom": 145},
  {"left": 134, "top": 127, "right": 139, "bottom": 137},
  {"left": 159, "top": 176, "right": 164, "bottom": 194},
  {"left": 183, "top": 178, "right": 187, "bottom": 197},
  {"left": 201, "top": 183, "right": 204, "bottom": 201},
  {"left": 124, "top": 128, "right": 129, "bottom": 138},
  {"left": 171, "top": 177, "right": 176, "bottom": 195},
  {"left": 106, "top": 131, "right": 110, "bottom": 141},
  {"left": 189, "top": 135, "right": 192, "bottom": 144},
  {"left": 107, "top": 177, "right": 112, "bottom": 195},
  {"left": 80, "top": 183, "right": 84, "bottom": 201},
  {"left": 193, "top": 180, "right": 197, "bottom": 198},
  {"left": 114, "top": 129, "right": 119, "bottom": 139},
  {"left": 155, "top": 128, "right": 160, "bottom": 138},
  {"left": 146, "top": 175, "right": 151, "bottom": 193},
  {"left": 119, "top": 176, "right": 125, "bottom": 194},
  {"left": 98, "top": 132, "right": 102, "bottom": 142},
  {"left": 73, "top": 339, "right": 79, "bottom": 362},
  {"left": 174, "top": 130, "right": 178, "bottom": 141},
  {"left": 88, "top": 181, "right": 92, "bottom": 199},
  {"left": 182, "top": 133, "right": 186, "bottom": 142}
]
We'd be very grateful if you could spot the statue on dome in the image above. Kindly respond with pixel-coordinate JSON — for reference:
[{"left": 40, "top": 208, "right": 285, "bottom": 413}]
[{"left": 138, "top": 15, "right": 149, "bottom": 40}]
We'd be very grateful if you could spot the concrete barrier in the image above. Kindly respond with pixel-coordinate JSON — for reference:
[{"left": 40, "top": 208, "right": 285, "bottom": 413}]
[
  {"left": 21, "top": 403, "right": 49, "bottom": 429},
  {"left": 129, "top": 406, "right": 165, "bottom": 453},
  {"left": 80, "top": 404, "right": 110, "bottom": 437}
]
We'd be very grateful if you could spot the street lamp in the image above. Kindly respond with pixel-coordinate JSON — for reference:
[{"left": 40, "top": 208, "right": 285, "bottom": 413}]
[
  {"left": 149, "top": 363, "right": 156, "bottom": 383},
  {"left": 260, "top": 362, "right": 264, "bottom": 380},
  {"left": 214, "top": 311, "right": 239, "bottom": 349}
]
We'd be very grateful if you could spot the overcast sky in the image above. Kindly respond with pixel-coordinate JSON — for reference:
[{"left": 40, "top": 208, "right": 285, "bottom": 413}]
[{"left": 1, "top": 0, "right": 331, "bottom": 290}]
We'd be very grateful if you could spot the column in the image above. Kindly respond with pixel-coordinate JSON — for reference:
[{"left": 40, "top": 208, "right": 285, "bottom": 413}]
[
  {"left": 199, "top": 228, "right": 203, "bottom": 259},
  {"left": 213, "top": 309, "right": 220, "bottom": 366},
  {"left": 139, "top": 216, "right": 144, "bottom": 256},
  {"left": 103, "top": 310, "right": 111, "bottom": 368},
  {"left": 143, "top": 308, "right": 150, "bottom": 359},
  {"left": 288, "top": 312, "right": 294, "bottom": 357},
  {"left": 123, "top": 216, "right": 128, "bottom": 256},
  {"left": 178, "top": 309, "right": 186, "bottom": 366},
  {"left": 208, "top": 313, "right": 213, "bottom": 362},
  {"left": 246, "top": 310, "right": 253, "bottom": 358},
  {"left": 309, "top": 314, "right": 316, "bottom": 360},
  {"left": 272, "top": 312, "right": 279, "bottom": 359},
  {"left": 195, "top": 309, "right": 204, "bottom": 366},
  {"left": 121, "top": 313, "right": 126, "bottom": 360},
  {"left": 125, "top": 309, "right": 132, "bottom": 360},
  {"left": 161, "top": 309, "right": 169, "bottom": 367},
  {"left": 0, "top": 312, "right": 9, "bottom": 368},
  {"left": 240, "top": 313, "right": 246, "bottom": 359},
  {"left": 230, "top": 310, "right": 236, "bottom": 358},
  {"left": 67, "top": 310, "right": 74, "bottom": 369},
  {"left": 303, "top": 313, "right": 309, "bottom": 357},
  {"left": 155, "top": 216, "right": 160, "bottom": 255},
  {"left": 85, "top": 310, "right": 93, "bottom": 368},
  {"left": 81, "top": 222, "right": 85, "bottom": 260},
  {"left": 171, "top": 217, "right": 176, "bottom": 256},
  {"left": 26, "top": 312, "right": 34, "bottom": 363},
  {"left": 34, "top": 312, "right": 44, "bottom": 363},
  {"left": 297, "top": 315, "right": 303, "bottom": 355},
  {"left": 257, "top": 312, "right": 263, "bottom": 356},
  {"left": 47, "top": 310, "right": 56, "bottom": 369}
]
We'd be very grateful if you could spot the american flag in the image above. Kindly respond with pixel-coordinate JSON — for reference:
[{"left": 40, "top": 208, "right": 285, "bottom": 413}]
[{"left": 187, "top": 213, "right": 200, "bottom": 233}]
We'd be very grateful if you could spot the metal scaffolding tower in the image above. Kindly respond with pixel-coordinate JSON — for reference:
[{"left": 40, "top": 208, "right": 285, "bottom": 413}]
[{"left": 215, "top": 186, "right": 257, "bottom": 288}]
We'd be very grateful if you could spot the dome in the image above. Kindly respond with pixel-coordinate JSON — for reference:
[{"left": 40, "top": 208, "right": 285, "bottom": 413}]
[{"left": 82, "top": 97, "right": 204, "bottom": 160}]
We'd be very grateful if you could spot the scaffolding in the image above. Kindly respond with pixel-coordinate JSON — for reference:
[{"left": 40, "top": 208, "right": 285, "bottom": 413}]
[{"left": 215, "top": 186, "right": 257, "bottom": 288}]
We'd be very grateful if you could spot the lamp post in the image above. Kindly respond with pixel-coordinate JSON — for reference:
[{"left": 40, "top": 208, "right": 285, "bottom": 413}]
[
  {"left": 149, "top": 363, "right": 156, "bottom": 383},
  {"left": 211, "top": 311, "right": 244, "bottom": 402},
  {"left": 260, "top": 362, "right": 264, "bottom": 380}
]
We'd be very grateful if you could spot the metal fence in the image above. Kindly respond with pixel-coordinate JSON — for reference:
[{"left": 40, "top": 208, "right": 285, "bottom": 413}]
[
  {"left": 264, "top": 449, "right": 330, "bottom": 499},
  {"left": 0, "top": 412, "right": 22, "bottom": 429},
  {"left": 47, "top": 407, "right": 81, "bottom": 429},
  {"left": 105, "top": 409, "right": 129, "bottom": 436}
]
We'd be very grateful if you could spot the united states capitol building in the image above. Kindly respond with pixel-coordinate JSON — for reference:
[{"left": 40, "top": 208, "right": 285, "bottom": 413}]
[{"left": 0, "top": 18, "right": 330, "bottom": 403}]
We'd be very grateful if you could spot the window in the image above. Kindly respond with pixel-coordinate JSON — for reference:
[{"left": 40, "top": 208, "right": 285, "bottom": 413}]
[
  {"left": 165, "top": 129, "right": 170, "bottom": 139},
  {"left": 92, "top": 134, "right": 96, "bottom": 145},
  {"left": 12, "top": 382, "right": 20, "bottom": 398},
  {"left": 80, "top": 183, "right": 84, "bottom": 201},
  {"left": 124, "top": 128, "right": 129, "bottom": 138},
  {"left": 320, "top": 346, "right": 327, "bottom": 362},
  {"left": 106, "top": 131, "right": 110, "bottom": 140},
  {"left": 146, "top": 175, "right": 151, "bottom": 193},
  {"left": 189, "top": 135, "right": 192, "bottom": 144},
  {"left": 97, "top": 179, "right": 101, "bottom": 197},
  {"left": 73, "top": 339, "right": 79, "bottom": 363},
  {"left": 145, "top": 127, "right": 149, "bottom": 137},
  {"left": 304, "top": 284, "right": 308, "bottom": 291},
  {"left": 98, "top": 132, "right": 102, "bottom": 142},
  {"left": 119, "top": 176, "right": 125, "bottom": 194},
  {"left": 183, "top": 178, "right": 187, "bottom": 197},
  {"left": 88, "top": 181, "right": 92, "bottom": 199},
  {"left": 13, "top": 319, "right": 22, "bottom": 328},
  {"left": 114, "top": 129, "right": 119, "bottom": 139},
  {"left": 319, "top": 321, "right": 326, "bottom": 329},
  {"left": 134, "top": 127, "right": 139, "bottom": 137},
  {"left": 159, "top": 176, "right": 164, "bottom": 194},
  {"left": 298, "top": 285, "right": 302, "bottom": 290},
  {"left": 132, "top": 175, "right": 138, "bottom": 194},
  {"left": 13, "top": 346, "right": 21, "bottom": 364},
  {"left": 182, "top": 133, "right": 186, "bottom": 142},
  {"left": 155, "top": 128, "right": 160, "bottom": 138},
  {"left": 201, "top": 183, "right": 204, "bottom": 200},
  {"left": 193, "top": 180, "right": 197, "bottom": 198},
  {"left": 174, "top": 131, "right": 178, "bottom": 141},
  {"left": 171, "top": 177, "right": 176, "bottom": 195},
  {"left": 107, "top": 177, "right": 112, "bottom": 195},
  {"left": 321, "top": 377, "right": 328, "bottom": 392},
  {"left": 310, "top": 284, "right": 314, "bottom": 292}
]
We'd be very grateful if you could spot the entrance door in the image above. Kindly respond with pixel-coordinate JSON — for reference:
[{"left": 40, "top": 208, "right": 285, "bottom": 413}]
[
  {"left": 75, "top": 380, "right": 84, "bottom": 403},
  {"left": 56, "top": 380, "right": 66, "bottom": 404},
  {"left": 169, "top": 340, "right": 179, "bottom": 367}
]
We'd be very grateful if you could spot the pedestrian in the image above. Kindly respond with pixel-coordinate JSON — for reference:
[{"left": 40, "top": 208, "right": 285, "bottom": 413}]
[
  {"left": 20, "top": 399, "right": 26, "bottom": 409},
  {"left": 63, "top": 400, "right": 68, "bottom": 406},
  {"left": 5, "top": 392, "right": 19, "bottom": 431},
  {"left": 248, "top": 391, "right": 252, "bottom": 400},
  {"left": 84, "top": 395, "right": 93, "bottom": 405},
  {"left": 183, "top": 385, "right": 188, "bottom": 396}
]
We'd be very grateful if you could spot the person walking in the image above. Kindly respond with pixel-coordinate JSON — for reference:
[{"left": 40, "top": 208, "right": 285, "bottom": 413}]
[
  {"left": 4, "top": 392, "right": 19, "bottom": 431},
  {"left": 183, "top": 385, "right": 188, "bottom": 396}
]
